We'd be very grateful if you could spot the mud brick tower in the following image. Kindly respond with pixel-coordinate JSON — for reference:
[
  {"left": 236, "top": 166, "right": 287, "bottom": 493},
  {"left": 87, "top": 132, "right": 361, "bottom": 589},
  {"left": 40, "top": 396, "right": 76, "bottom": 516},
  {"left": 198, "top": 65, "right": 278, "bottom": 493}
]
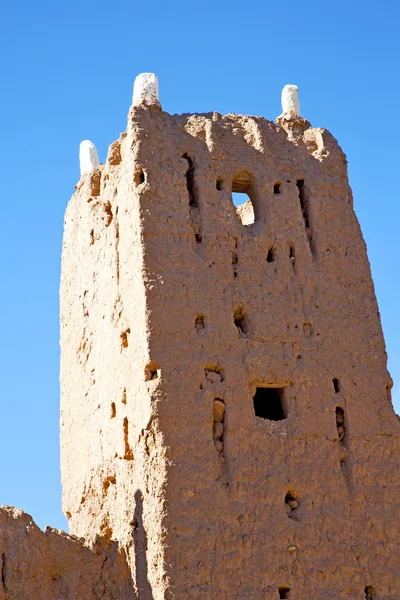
[{"left": 60, "top": 74, "right": 400, "bottom": 599}]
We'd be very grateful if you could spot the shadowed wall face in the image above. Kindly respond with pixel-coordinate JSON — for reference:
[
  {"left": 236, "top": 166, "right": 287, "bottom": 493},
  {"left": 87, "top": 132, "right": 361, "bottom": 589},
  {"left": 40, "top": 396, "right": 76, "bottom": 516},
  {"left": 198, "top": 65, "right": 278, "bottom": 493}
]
[{"left": 60, "top": 104, "right": 400, "bottom": 600}]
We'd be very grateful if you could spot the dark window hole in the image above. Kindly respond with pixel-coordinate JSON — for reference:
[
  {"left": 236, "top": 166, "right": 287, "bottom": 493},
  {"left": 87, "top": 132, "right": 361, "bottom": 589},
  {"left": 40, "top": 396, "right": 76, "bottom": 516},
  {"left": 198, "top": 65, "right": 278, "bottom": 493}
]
[
  {"left": 234, "top": 306, "right": 248, "bottom": 334},
  {"left": 274, "top": 182, "right": 281, "bottom": 195},
  {"left": 267, "top": 245, "right": 276, "bottom": 263},
  {"left": 182, "top": 153, "right": 197, "bottom": 207},
  {"left": 289, "top": 244, "right": 295, "bottom": 267},
  {"left": 333, "top": 378, "right": 341, "bottom": 393},
  {"left": 216, "top": 178, "right": 224, "bottom": 191},
  {"left": 365, "top": 586, "right": 376, "bottom": 600},
  {"left": 296, "top": 179, "right": 309, "bottom": 226},
  {"left": 296, "top": 179, "right": 314, "bottom": 253},
  {"left": 253, "top": 387, "right": 286, "bottom": 421},
  {"left": 135, "top": 170, "right": 145, "bottom": 185},
  {"left": 195, "top": 233, "right": 202, "bottom": 243},
  {"left": 232, "top": 245, "right": 238, "bottom": 278},
  {"left": 279, "top": 587, "right": 291, "bottom": 599}
]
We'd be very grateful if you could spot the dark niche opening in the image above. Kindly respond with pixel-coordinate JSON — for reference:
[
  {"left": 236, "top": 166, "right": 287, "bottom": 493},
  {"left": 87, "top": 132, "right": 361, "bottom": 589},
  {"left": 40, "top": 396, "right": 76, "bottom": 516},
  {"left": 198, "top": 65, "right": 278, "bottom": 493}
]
[
  {"left": 296, "top": 179, "right": 308, "bottom": 225},
  {"left": 333, "top": 377, "right": 341, "bottom": 393},
  {"left": 279, "top": 587, "right": 291, "bottom": 599},
  {"left": 253, "top": 387, "right": 286, "bottom": 421},
  {"left": 195, "top": 315, "right": 205, "bottom": 331},
  {"left": 284, "top": 491, "right": 299, "bottom": 519},
  {"left": 289, "top": 244, "right": 295, "bottom": 268},
  {"left": 267, "top": 245, "right": 276, "bottom": 263},
  {"left": 134, "top": 169, "right": 145, "bottom": 185},
  {"left": 365, "top": 586, "right": 376, "bottom": 600},
  {"left": 233, "top": 305, "right": 248, "bottom": 334},
  {"left": 274, "top": 182, "right": 281, "bottom": 195},
  {"left": 336, "top": 407, "right": 345, "bottom": 441},
  {"left": 182, "top": 153, "right": 197, "bottom": 207},
  {"left": 296, "top": 179, "right": 314, "bottom": 254}
]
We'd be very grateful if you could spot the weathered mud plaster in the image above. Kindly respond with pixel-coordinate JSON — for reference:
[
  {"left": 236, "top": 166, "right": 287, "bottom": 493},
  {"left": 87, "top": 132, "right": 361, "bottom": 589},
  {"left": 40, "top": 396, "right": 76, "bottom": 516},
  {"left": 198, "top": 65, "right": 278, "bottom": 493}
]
[
  {"left": 0, "top": 506, "right": 136, "bottom": 599},
  {"left": 59, "top": 81, "right": 400, "bottom": 599},
  {"left": 2, "top": 77, "right": 400, "bottom": 600},
  {"left": 79, "top": 140, "right": 99, "bottom": 175}
]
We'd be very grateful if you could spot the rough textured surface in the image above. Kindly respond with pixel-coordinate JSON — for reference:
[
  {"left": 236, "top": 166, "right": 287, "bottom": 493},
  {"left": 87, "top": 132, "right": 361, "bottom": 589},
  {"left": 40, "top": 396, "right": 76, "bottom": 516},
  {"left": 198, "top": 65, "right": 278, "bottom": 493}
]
[
  {"left": 0, "top": 506, "right": 135, "bottom": 600},
  {"left": 58, "top": 102, "right": 400, "bottom": 599}
]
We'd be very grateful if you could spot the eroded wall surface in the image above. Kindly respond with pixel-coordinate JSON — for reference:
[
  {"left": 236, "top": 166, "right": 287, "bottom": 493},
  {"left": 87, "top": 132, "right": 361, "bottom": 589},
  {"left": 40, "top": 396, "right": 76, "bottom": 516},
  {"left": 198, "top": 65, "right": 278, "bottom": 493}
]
[
  {"left": 60, "top": 105, "right": 400, "bottom": 599},
  {"left": 0, "top": 506, "right": 135, "bottom": 600}
]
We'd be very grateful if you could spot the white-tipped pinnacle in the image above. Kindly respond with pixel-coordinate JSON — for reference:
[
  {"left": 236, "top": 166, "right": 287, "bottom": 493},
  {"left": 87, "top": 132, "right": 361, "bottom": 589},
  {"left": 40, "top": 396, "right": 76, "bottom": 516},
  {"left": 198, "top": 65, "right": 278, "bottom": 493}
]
[
  {"left": 132, "top": 73, "right": 160, "bottom": 107},
  {"left": 281, "top": 84, "right": 300, "bottom": 115},
  {"left": 79, "top": 140, "right": 100, "bottom": 176}
]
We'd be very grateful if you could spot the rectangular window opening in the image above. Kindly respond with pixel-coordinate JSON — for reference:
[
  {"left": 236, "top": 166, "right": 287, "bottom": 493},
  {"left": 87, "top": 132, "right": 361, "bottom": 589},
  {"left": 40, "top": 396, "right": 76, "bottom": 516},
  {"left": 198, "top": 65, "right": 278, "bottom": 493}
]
[
  {"left": 253, "top": 386, "right": 287, "bottom": 421},
  {"left": 232, "top": 171, "right": 255, "bottom": 226}
]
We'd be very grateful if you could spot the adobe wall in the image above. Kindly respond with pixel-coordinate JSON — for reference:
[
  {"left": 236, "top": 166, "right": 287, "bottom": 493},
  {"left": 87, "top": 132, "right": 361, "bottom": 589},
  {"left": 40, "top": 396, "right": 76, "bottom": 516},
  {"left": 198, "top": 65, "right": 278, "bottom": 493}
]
[
  {"left": 60, "top": 102, "right": 400, "bottom": 599},
  {"left": 60, "top": 129, "right": 168, "bottom": 598},
  {"left": 0, "top": 506, "right": 135, "bottom": 600}
]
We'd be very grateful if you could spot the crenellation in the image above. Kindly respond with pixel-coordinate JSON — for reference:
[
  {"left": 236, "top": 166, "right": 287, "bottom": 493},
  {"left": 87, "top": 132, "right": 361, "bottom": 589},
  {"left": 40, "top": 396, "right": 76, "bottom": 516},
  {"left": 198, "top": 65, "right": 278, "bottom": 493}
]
[
  {"left": 79, "top": 139, "right": 100, "bottom": 175},
  {"left": 281, "top": 84, "right": 300, "bottom": 115},
  {"left": 132, "top": 72, "right": 161, "bottom": 109}
]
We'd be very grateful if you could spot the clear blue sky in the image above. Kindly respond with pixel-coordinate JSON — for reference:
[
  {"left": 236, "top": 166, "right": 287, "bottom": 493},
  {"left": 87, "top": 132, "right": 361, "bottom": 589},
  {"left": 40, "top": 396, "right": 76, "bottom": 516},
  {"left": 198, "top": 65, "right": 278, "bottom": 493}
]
[{"left": 0, "top": 0, "right": 399, "bottom": 531}]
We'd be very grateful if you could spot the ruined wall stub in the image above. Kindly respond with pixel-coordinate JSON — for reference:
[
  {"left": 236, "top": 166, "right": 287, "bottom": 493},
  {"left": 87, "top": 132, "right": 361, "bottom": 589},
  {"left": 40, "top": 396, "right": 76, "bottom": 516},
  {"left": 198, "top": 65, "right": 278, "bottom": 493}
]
[
  {"left": 60, "top": 76, "right": 400, "bottom": 600},
  {"left": 0, "top": 506, "right": 135, "bottom": 600}
]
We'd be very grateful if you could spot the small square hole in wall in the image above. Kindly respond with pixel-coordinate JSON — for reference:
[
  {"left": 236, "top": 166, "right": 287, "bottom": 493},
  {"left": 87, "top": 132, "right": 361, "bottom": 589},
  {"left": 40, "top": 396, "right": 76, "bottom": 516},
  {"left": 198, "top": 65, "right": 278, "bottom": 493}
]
[
  {"left": 279, "top": 587, "right": 290, "bottom": 599},
  {"left": 253, "top": 386, "right": 286, "bottom": 421},
  {"left": 134, "top": 169, "right": 145, "bottom": 185}
]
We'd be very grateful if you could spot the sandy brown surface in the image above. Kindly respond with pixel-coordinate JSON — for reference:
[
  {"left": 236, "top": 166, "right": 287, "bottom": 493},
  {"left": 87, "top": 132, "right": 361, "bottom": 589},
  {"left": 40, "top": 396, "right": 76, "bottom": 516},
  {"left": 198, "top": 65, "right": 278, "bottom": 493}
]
[{"left": 5, "top": 103, "right": 400, "bottom": 599}]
